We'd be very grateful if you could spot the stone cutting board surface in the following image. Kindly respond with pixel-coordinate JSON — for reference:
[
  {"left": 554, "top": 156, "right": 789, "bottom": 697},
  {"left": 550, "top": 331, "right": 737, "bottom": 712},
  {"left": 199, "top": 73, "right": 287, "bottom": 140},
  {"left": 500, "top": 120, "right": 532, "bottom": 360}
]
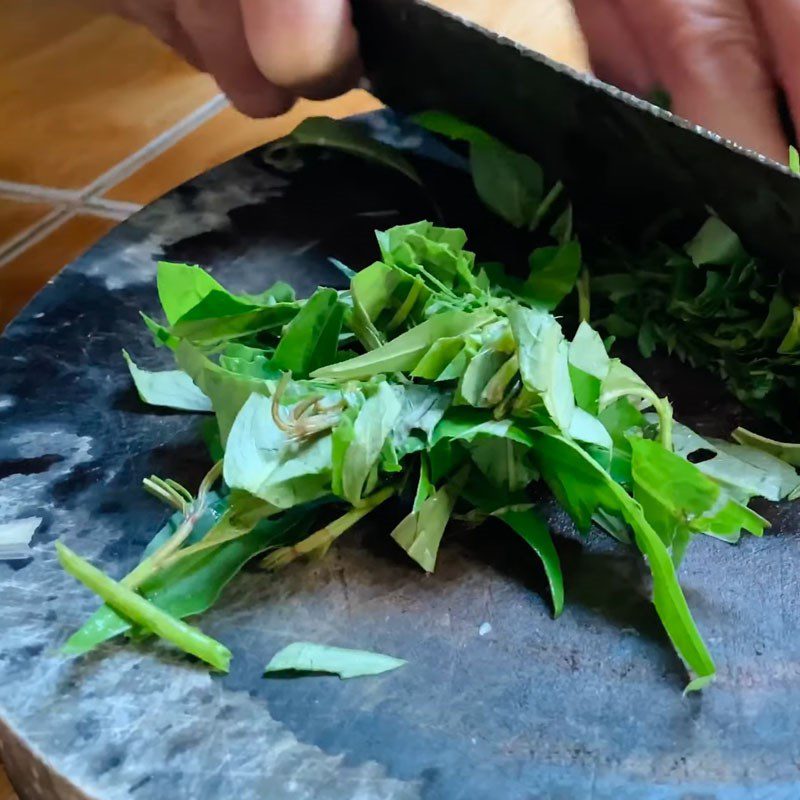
[{"left": 1, "top": 112, "right": 799, "bottom": 800}]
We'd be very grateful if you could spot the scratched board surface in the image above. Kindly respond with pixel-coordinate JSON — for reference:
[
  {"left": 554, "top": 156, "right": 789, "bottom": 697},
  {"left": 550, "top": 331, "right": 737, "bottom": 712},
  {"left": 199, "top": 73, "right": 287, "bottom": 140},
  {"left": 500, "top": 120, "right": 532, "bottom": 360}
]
[{"left": 1, "top": 112, "right": 799, "bottom": 800}]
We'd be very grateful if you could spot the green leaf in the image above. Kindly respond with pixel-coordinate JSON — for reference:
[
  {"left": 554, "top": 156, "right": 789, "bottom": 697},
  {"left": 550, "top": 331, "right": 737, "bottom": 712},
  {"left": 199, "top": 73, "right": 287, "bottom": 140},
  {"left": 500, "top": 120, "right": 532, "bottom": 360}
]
[
  {"left": 411, "top": 336, "right": 466, "bottom": 380},
  {"left": 311, "top": 309, "right": 494, "bottom": 381},
  {"left": 507, "top": 304, "right": 575, "bottom": 432},
  {"left": 531, "top": 430, "right": 716, "bottom": 686},
  {"left": 273, "top": 288, "right": 345, "bottom": 377},
  {"left": 175, "top": 341, "right": 272, "bottom": 444},
  {"left": 274, "top": 116, "right": 422, "bottom": 185},
  {"left": 390, "top": 385, "right": 451, "bottom": 456},
  {"left": 470, "top": 139, "right": 544, "bottom": 229},
  {"left": 62, "top": 498, "right": 317, "bottom": 655},
  {"left": 414, "top": 111, "right": 544, "bottom": 228},
  {"left": 525, "top": 242, "right": 582, "bottom": 310},
  {"left": 732, "top": 427, "right": 800, "bottom": 467},
  {"left": 157, "top": 262, "right": 229, "bottom": 326},
  {"left": 790, "top": 145, "right": 800, "bottom": 175},
  {"left": 391, "top": 468, "right": 468, "bottom": 572},
  {"left": 169, "top": 303, "right": 297, "bottom": 347},
  {"left": 568, "top": 321, "right": 610, "bottom": 414},
  {"left": 123, "top": 351, "right": 212, "bottom": 412},
  {"left": 57, "top": 542, "right": 231, "bottom": 672},
  {"left": 459, "top": 347, "right": 508, "bottom": 407},
  {"left": 432, "top": 407, "right": 534, "bottom": 448},
  {"left": 500, "top": 508, "right": 564, "bottom": 617},
  {"left": 264, "top": 642, "right": 406, "bottom": 679},
  {"left": 568, "top": 407, "right": 612, "bottom": 450},
  {"left": 223, "top": 393, "right": 333, "bottom": 509},
  {"left": 340, "top": 382, "right": 402, "bottom": 505},
  {"left": 669, "top": 420, "right": 797, "bottom": 502},
  {"left": 778, "top": 307, "right": 800, "bottom": 354},
  {"left": 685, "top": 217, "right": 745, "bottom": 267},
  {"left": 600, "top": 360, "right": 672, "bottom": 448},
  {"left": 469, "top": 436, "right": 537, "bottom": 492}
]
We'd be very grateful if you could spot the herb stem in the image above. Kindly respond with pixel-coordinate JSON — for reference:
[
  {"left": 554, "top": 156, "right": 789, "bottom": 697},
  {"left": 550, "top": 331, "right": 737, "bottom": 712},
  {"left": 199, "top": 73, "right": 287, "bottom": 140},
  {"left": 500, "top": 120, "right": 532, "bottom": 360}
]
[
  {"left": 262, "top": 486, "right": 396, "bottom": 571},
  {"left": 57, "top": 542, "right": 231, "bottom": 672}
]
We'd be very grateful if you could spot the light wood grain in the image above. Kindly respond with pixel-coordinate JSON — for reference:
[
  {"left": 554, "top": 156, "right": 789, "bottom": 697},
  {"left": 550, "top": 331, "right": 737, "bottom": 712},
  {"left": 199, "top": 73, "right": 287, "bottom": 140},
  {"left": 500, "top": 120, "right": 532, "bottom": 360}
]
[
  {"left": 0, "top": 0, "right": 219, "bottom": 189},
  {"left": 0, "top": 199, "right": 52, "bottom": 245}
]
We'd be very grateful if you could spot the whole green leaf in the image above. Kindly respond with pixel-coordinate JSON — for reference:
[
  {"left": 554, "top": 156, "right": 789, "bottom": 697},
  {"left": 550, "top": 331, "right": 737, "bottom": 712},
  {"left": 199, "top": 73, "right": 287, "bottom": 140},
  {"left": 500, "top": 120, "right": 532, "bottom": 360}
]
[
  {"left": 264, "top": 642, "right": 406, "bottom": 679},
  {"left": 500, "top": 508, "right": 564, "bottom": 617},
  {"left": 274, "top": 116, "right": 422, "bottom": 185},
  {"left": 311, "top": 309, "right": 494, "bottom": 381},
  {"left": 470, "top": 139, "right": 544, "bottom": 229},
  {"left": 123, "top": 351, "right": 212, "bottom": 412},
  {"left": 272, "top": 288, "right": 344, "bottom": 377},
  {"left": 525, "top": 242, "right": 582, "bottom": 310},
  {"left": 415, "top": 111, "right": 544, "bottom": 229}
]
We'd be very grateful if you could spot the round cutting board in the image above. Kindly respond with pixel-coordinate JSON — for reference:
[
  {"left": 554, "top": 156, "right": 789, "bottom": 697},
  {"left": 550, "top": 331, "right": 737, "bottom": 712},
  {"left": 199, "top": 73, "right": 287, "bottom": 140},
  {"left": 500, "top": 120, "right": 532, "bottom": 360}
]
[{"left": 1, "top": 111, "right": 799, "bottom": 800}]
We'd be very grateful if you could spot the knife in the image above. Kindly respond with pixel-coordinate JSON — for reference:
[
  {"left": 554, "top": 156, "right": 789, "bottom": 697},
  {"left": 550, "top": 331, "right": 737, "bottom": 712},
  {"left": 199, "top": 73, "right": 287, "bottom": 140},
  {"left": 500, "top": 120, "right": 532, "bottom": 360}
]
[{"left": 352, "top": 0, "right": 800, "bottom": 273}]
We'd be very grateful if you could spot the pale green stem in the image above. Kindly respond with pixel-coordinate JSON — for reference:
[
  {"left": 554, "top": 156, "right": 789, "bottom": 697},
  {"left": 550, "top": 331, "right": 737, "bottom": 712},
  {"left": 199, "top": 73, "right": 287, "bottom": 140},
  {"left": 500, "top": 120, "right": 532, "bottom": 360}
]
[
  {"left": 57, "top": 542, "right": 231, "bottom": 672},
  {"left": 262, "top": 486, "right": 396, "bottom": 571}
]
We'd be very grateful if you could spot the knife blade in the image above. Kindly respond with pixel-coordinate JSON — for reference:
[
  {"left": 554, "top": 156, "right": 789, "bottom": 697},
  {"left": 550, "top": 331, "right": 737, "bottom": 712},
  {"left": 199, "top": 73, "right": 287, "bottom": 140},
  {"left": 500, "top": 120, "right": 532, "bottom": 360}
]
[{"left": 352, "top": 0, "right": 800, "bottom": 273}]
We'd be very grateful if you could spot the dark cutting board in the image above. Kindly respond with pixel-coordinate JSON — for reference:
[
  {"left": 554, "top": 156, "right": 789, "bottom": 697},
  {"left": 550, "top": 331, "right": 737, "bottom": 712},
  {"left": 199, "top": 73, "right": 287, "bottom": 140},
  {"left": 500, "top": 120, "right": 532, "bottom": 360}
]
[{"left": 1, "top": 112, "right": 799, "bottom": 800}]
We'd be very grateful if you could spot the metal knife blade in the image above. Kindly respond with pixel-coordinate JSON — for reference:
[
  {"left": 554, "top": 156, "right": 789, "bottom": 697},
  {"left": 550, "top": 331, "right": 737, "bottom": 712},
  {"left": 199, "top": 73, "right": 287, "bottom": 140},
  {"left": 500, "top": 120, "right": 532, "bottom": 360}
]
[{"left": 352, "top": 0, "right": 800, "bottom": 272}]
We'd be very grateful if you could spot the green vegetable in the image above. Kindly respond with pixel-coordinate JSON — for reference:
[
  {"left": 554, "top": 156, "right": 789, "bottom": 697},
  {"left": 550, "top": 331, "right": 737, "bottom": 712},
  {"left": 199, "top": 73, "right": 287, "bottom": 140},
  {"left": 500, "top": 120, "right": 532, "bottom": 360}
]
[
  {"left": 123, "top": 351, "right": 212, "bottom": 412},
  {"left": 56, "top": 115, "right": 800, "bottom": 694},
  {"left": 500, "top": 508, "right": 564, "bottom": 616},
  {"left": 57, "top": 541, "right": 231, "bottom": 672},
  {"left": 62, "top": 498, "right": 317, "bottom": 656},
  {"left": 266, "top": 116, "right": 422, "bottom": 186},
  {"left": 264, "top": 642, "right": 406, "bottom": 678}
]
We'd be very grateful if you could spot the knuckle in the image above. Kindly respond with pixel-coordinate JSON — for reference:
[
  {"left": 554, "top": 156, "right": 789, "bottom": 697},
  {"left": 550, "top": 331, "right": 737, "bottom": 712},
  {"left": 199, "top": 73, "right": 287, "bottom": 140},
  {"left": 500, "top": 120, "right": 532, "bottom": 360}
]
[{"left": 660, "top": 0, "right": 767, "bottom": 85}]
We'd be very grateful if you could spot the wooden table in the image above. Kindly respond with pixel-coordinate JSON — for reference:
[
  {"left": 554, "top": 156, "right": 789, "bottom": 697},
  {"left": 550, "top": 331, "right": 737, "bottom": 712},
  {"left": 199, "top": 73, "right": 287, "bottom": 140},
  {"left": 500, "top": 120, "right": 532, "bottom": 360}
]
[{"left": 0, "top": 3, "right": 584, "bottom": 798}]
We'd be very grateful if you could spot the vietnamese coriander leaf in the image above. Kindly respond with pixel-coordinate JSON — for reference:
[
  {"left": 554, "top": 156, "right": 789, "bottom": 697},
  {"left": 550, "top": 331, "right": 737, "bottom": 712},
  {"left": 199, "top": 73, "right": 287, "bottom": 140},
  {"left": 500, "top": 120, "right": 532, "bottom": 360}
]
[
  {"left": 268, "top": 116, "right": 422, "bottom": 186},
  {"left": 500, "top": 508, "right": 564, "bottom": 617},
  {"left": 264, "top": 642, "right": 406, "bottom": 679},
  {"left": 123, "top": 351, "right": 212, "bottom": 412}
]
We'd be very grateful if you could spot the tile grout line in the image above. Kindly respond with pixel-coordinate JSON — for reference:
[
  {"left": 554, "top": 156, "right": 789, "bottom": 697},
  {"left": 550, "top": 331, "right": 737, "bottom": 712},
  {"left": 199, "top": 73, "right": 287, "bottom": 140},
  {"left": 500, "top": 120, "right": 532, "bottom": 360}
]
[
  {"left": 79, "top": 93, "right": 229, "bottom": 200},
  {"left": 0, "top": 208, "right": 77, "bottom": 271},
  {"left": 0, "top": 94, "right": 228, "bottom": 265}
]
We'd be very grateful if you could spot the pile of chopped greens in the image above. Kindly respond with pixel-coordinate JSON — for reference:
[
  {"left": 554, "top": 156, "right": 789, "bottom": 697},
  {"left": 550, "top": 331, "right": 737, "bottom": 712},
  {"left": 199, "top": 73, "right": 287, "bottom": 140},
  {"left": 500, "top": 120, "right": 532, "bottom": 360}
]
[{"left": 57, "top": 114, "right": 800, "bottom": 691}]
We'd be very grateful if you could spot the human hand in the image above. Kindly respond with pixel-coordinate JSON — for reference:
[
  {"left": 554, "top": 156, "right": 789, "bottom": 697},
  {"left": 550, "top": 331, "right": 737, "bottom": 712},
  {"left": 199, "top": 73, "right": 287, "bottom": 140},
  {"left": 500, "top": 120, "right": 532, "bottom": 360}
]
[
  {"left": 106, "top": 0, "right": 360, "bottom": 118},
  {"left": 572, "top": 0, "right": 798, "bottom": 162}
]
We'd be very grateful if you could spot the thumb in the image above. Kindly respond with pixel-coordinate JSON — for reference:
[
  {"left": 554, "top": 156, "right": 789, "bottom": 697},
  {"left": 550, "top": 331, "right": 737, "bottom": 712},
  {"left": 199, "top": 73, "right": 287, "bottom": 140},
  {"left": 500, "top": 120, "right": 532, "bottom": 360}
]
[{"left": 240, "top": 0, "right": 361, "bottom": 99}]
